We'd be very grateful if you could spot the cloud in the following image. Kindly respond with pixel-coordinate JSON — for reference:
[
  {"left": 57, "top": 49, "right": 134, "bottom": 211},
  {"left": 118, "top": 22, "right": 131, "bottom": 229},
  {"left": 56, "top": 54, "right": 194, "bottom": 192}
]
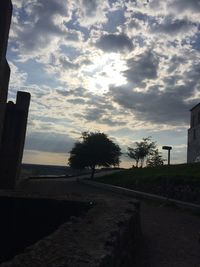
[
  {"left": 150, "top": 17, "right": 194, "bottom": 36},
  {"left": 109, "top": 77, "right": 197, "bottom": 125},
  {"left": 100, "top": 117, "right": 126, "bottom": 126},
  {"left": 104, "top": 8, "right": 126, "bottom": 33},
  {"left": 108, "top": 54, "right": 200, "bottom": 126},
  {"left": 96, "top": 33, "right": 133, "bottom": 53},
  {"left": 56, "top": 87, "right": 90, "bottom": 98},
  {"left": 25, "top": 131, "right": 74, "bottom": 153},
  {"left": 56, "top": 89, "right": 71, "bottom": 97},
  {"left": 9, "top": 62, "right": 27, "bottom": 89},
  {"left": 59, "top": 56, "right": 80, "bottom": 70},
  {"left": 123, "top": 50, "right": 159, "bottom": 86},
  {"left": 81, "top": 0, "right": 100, "bottom": 17},
  {"left": 10, "top": 0, "right": 74, "bottom": 62},
  {"left": 67, "top": 98, "right": 87, "bottom": 105},
  {"left": 166, "top": 55, "right": 187, "bottom": 74},
  {"left": 80, "top": 107, "right": 127, "bottom": 127},
  {"left": 76, "top": 0, "right": 109, "bottom": 26},
  {"left": 8, "top": 0, "right": 200, "bottom": 166},
  {"left": 169, "top": 0, "right": 200, "bottom": 13},
  {"left": 83, "top": 107, "right": 103, "bottom": 121}
]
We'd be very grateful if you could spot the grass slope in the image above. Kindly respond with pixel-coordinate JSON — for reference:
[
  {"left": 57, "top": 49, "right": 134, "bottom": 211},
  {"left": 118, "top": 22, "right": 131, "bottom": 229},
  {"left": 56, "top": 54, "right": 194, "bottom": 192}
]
[{"left": 95, "top": 163, "right": 200, "bottom": 203}]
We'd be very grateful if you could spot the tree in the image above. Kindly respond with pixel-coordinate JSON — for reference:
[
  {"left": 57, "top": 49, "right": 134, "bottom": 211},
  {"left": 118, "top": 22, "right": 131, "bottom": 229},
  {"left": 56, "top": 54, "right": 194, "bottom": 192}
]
[
  {"left": 127, "top": 147, "right": 140, "bottom": 168},
  {"left": 127, "top": 137, "right": 156, "bottom": 167},
  {"left": 146, "top": 149, "right": 164, "bottom": 167},
  {"left": 68, "top": 132, "right": 121, "bottom": 179}
]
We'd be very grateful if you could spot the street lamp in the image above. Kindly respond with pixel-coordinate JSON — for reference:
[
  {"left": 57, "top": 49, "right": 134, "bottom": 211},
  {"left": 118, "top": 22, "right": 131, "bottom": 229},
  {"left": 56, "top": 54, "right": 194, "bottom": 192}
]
[{"left": 162, "top": 146, "right": 172, "bottom": 165}]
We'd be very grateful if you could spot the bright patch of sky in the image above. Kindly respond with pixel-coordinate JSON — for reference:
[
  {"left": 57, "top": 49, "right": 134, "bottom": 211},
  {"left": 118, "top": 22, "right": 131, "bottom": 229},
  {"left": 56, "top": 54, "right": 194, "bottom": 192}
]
[{"left": 6, "top": 0, "right": 200, "bottom": 167}]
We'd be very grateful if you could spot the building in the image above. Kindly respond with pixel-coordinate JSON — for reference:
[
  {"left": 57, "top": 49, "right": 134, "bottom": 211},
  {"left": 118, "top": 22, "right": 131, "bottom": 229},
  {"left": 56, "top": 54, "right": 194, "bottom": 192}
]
[{"left": 187, "top": 103, "right": 200, "bottom": 163}]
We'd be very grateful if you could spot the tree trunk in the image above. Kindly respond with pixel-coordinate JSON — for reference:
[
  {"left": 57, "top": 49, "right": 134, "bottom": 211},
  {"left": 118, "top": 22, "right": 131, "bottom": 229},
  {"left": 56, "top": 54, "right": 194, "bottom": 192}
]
[
  {"left": 140, "top": 158, "right": 144, "bottom": 168},
  {"left": 90, "top": 166, "right": 95, "bottom": 179}
]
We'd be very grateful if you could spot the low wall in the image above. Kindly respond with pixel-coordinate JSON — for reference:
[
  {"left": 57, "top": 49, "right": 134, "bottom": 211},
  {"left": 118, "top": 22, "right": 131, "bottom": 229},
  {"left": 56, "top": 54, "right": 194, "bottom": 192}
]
[
  {"left": 0, "top": 191, "right": 141, "bottom": 267},
  {"left": 0, "top": 193, "right": 91, "bottom": 264}
]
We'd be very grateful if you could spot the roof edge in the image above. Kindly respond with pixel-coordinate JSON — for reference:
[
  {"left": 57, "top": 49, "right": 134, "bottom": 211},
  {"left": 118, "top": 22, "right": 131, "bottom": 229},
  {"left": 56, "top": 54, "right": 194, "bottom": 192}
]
[{"left": 190, "top": 103, "right": 200, "bottom": 111}]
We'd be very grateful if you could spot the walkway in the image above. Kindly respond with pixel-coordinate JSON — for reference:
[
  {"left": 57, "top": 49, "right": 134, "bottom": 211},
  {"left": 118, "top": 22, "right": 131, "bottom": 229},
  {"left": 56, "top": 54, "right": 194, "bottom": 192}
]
[
  {"left": 134, "top": 200, "right": 200, "bottom": 267},
  {"left": 18, "top": 176, "right": 200, "bottom": 266}
]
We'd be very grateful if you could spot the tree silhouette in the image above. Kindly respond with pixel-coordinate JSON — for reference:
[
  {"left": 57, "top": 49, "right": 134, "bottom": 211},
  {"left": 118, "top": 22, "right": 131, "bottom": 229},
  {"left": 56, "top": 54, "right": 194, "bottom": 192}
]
[
  {"left": 68, "top": 132, "right": 121, "bottom": 179},
  {"left": 127, "top": 147, "right": 140, "bottom": 167},
  {"left": 127, "top": 137, "right": 156, "bottom": 167},
  {"left": 146, "top": 149, "right": 164, "bottom": 167}
]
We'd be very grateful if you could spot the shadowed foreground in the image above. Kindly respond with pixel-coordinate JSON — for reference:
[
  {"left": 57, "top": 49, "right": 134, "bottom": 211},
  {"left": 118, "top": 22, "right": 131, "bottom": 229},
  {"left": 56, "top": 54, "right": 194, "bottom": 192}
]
[
  {"left": 134, "top": 201, "right": 200, "bottom": 267},
  {"left": 18, "top": 176, "right": 200, "bottom": 266}
]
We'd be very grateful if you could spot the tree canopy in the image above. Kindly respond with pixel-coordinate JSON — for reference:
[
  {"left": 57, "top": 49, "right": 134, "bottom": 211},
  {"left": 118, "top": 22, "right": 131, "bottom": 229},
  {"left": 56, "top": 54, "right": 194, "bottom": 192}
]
[
  {"left": 127, "top": 137, "right": 163, "bottom": 167},
  {"left": 68, "top": 132, "right": 121, "bottom": 178},
  {"left": 146, "top": 149, "right": 164, "bottom": 167}
]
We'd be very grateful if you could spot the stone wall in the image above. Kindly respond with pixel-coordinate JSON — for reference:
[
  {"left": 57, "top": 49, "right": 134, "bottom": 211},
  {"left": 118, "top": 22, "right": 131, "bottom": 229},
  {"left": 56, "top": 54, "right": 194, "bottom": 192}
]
[{"left": 0, "top": 192, "right": 141, "bottom": 267}]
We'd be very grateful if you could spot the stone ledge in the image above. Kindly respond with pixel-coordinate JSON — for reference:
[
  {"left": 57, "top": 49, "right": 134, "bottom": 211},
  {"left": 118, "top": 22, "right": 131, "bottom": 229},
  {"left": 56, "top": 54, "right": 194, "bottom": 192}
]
[
  {"left": 0, "top": 191, "right": 141, "bottom": 267},
  {"left": 81, "top": 179, "right": 200, "bottom": 213}
]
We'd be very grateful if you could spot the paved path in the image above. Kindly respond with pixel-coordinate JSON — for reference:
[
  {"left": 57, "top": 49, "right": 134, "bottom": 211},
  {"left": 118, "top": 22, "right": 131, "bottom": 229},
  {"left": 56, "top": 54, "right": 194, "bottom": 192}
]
[
  {"left": 28, "top": 169, "right": 121, "bottom": 182},
  {"left": 134, "top": 201, "right": 200, "bottom": 267},
  {"left": 18, "top": 177, "right": 200, "bottom": 266}
]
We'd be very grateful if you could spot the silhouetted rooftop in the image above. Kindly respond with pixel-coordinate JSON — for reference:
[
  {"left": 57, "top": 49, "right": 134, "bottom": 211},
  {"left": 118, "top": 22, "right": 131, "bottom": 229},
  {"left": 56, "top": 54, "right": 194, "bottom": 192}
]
[{"left": 190, "top": 103, "right": 200, "bottom": 111}]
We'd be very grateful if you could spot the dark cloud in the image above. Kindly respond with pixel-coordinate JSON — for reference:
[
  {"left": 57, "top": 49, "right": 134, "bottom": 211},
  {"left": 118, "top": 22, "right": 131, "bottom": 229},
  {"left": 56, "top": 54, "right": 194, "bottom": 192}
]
[
  {"left": 109, "top": 84, "right": 193, "bottom": 125},
  {"left": 86, "top": 95, "right": 114, "bottom": 110},
  {"left": 56, "top": 87, "right": 90, "bottom": 98},
  {"left": 82, "top": 107, "right": 126, "bottom": 126},
  {"left": 13, "top": 0, "right": 68, "bottom": 52},
  {"left": 25, "top": 132, "right": 74, "bottom": 153},
  {"left": 131, "top": 10, "right": 146, "bottom": 20},
  {"left": 123, "top": 50, "right": 159, "bottom": 86},
  {"left": 128, "top": 19, "right": 141, "bottom": 30},
  {"left": 150, "top": 17, "right": 193, "bottom": 35},
  {"left": 71, "top": 87, "right": 89, "bottom": 97},
  {"left": 96, "top": 33, "right": 133, "bottom": 53},
  {"left": 100, "top": 117, "right": 126, "bottom": 126},
  {"left": 67, "top": 98, "right": 87, "bottom": 104},
  {"left": 109, "top": 60, "right": 200, "bottom": 125},
  {"left": 56, "top": 89, "right": 71, "bottom": 96},
  {"left": 169, "top": 0, "right": 200, "bottom": 13},
  {"left": 167, "top": 56, "right": 186, "bottom": 73},
  {"left": 83, "top": 107, "right": 103, "bottom": 121}
]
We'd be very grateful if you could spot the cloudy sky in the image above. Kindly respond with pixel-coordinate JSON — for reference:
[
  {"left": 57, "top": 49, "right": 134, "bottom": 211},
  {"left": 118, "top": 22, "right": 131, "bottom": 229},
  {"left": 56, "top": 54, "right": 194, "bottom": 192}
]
[{"left": 7, "top": 0, "right": 200, "bottom": 167}]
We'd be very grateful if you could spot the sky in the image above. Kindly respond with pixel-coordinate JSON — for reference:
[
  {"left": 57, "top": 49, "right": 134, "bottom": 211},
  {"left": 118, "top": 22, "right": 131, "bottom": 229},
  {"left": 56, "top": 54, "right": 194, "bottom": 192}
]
[{"left": 6, "top": 0, "right": 200, "bottom": 167}]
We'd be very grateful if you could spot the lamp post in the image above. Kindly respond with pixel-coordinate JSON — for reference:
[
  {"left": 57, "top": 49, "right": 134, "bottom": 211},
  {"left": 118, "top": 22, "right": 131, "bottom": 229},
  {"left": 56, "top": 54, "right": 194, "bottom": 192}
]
[{"left": 162, "top": 146, "right": 172, "bottom": 165}]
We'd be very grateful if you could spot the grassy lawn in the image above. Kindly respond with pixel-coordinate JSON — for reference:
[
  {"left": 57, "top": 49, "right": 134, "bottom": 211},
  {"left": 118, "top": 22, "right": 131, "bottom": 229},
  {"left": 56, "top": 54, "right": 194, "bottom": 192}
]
[{"left": 95, "top": 163, "right": 200, "bottom": 203}]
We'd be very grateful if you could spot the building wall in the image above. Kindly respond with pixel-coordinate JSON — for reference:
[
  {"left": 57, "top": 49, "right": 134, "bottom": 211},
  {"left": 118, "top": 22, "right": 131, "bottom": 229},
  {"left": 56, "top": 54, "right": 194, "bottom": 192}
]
[{"left": 187, "top": 104, "right": 200, "bottom": 163}]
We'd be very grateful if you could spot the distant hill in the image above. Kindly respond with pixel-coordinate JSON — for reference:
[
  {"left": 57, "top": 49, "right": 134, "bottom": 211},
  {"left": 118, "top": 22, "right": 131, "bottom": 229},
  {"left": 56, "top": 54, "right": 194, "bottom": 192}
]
[
  {"left": 20, "top": 164, "right": 123, "bottom": 179},
  {"left": 20, "top": 163, "right": 69, "bottom": 178},
  {"left": 20, "top": 163, "right": 92, "bottom": 178}
]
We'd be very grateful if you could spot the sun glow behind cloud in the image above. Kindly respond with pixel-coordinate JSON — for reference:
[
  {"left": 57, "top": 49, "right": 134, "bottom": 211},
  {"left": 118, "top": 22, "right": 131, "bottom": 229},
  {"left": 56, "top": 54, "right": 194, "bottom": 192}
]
[
  {"left": 8, "top": 0, "right": 200, "bottom": 167},
  {"left": 84, "top": 53, "right": 127, "bottom": 94}
]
